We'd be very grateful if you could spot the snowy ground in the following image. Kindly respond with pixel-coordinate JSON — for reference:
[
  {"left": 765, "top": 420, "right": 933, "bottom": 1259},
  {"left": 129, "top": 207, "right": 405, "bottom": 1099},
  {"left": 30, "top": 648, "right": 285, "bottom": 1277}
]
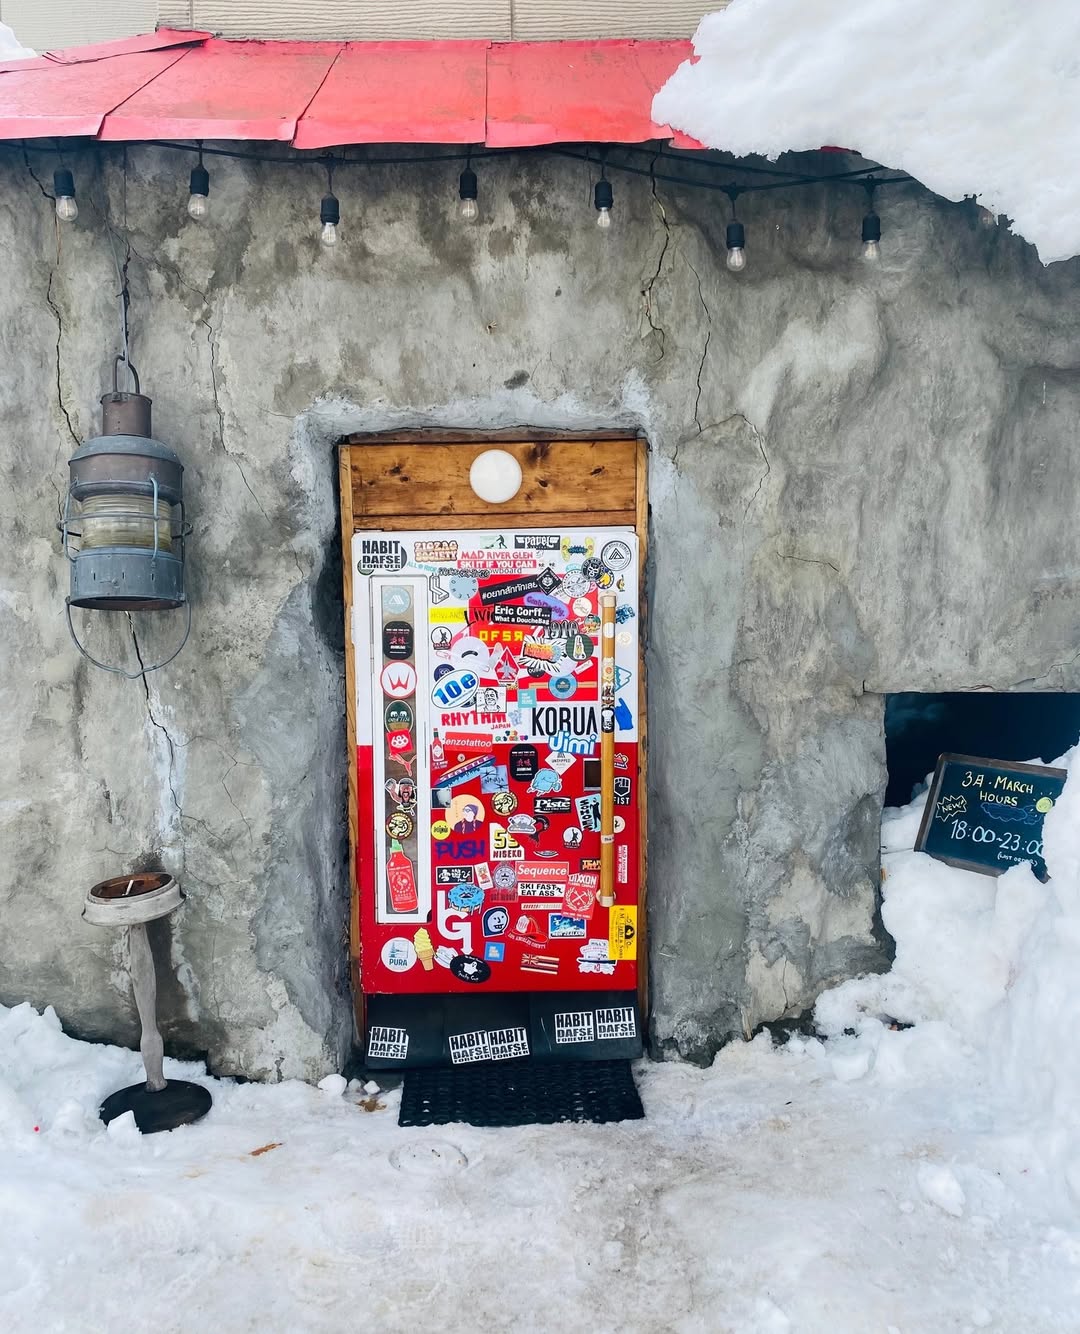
[{"left": 5, "top": 750, "right": 1080, "bottom": 1333}]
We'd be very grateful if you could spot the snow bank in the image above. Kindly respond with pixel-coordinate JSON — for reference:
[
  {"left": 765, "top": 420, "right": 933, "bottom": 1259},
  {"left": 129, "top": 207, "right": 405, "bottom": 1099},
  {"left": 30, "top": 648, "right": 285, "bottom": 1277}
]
[
  {"left": 653, "top": 0, "right": 1080, "bottom": 264},
  {"left": 799, "top": 741, "right": 1080, "bottom": 1203}
]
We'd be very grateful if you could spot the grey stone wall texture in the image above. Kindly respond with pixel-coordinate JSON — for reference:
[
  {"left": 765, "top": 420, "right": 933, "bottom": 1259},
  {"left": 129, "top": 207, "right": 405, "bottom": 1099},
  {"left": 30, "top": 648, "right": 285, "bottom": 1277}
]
[{"left": 0, "top": 146, "right": 1077, "bottom": 1079}]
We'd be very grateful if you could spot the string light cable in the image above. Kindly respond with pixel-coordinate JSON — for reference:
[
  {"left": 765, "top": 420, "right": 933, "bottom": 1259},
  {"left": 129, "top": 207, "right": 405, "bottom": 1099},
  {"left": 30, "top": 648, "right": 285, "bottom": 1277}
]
[{"left": 12, "top": 138, "right": 913, "bottom": 257}]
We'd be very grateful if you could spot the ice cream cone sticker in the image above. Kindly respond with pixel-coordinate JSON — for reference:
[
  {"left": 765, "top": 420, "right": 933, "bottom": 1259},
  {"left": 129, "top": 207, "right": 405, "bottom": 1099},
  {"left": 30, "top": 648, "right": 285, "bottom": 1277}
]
[{"left": 413, "top": 927, "right": 434, "bottom": 971}]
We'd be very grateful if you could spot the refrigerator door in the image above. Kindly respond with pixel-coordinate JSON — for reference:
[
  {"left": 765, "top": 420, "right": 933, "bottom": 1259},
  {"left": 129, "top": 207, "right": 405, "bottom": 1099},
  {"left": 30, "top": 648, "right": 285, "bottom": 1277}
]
[{"left": 354, "top": 527, "right": 640, "bottom": 997}]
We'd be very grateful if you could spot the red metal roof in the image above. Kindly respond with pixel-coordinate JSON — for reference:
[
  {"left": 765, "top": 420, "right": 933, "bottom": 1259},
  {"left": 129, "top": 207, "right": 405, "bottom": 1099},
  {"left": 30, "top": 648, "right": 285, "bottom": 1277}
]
[{"left": 0, "top": 29, "right": 700, "bottom": 148}]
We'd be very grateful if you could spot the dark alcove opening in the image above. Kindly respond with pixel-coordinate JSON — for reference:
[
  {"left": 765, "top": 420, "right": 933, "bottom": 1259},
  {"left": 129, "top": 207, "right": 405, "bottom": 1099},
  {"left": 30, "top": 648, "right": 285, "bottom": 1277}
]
[{"left": 884, "top": 692, "right": 1080, "bottom": 807}]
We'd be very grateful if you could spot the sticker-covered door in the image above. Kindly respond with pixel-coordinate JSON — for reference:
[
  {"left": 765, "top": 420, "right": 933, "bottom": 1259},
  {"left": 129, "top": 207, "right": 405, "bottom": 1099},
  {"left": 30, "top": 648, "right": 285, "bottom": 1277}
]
[{"left": 354, "top": 529, "right": 640, "bottom": 994}]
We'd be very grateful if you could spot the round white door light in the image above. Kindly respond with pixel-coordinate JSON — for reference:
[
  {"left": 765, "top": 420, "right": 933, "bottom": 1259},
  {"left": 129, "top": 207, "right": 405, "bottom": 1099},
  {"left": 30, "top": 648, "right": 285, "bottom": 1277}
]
[{"left": 469, "top": 449, "right": 523, "bottom": 504}]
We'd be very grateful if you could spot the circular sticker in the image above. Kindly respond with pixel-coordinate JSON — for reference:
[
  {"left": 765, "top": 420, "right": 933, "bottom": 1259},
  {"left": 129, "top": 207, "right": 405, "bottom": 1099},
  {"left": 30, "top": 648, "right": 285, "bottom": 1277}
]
[
  {"left": 563, "top": 826, "right": 583, "bottom": 848},
  {"left": 381, "top": 937, "right": 417, "bottom": 972},
  {"left": 581, "top": 557, "right": 604, "bottom": 584},
  {"left": 380, "top": 662, "right": 417, "bottom": 699},
  {"left": 1036, "top": 797, "right": 1054, "bottom": 813},
  {"left": 431, "top": 819, "right": 451, "bottom": 840},
  {"left": 617, "top": 631, "right": 632, "bottom": 646},
  {"left": 579, "top": 614, "right": 601, "bottom": 636},
  {"left": 572, "top": 597, "right": 592, "bottom": 617},
  {"left": 567, "top": 633, "right": 594, "bottom": 662},
  {"left": 448, "top": 794, "right": 486, "bottom": 834},
  {"left": 450, "top": 954, "right": 491, "bottom": 985},
  {"left": 431, "top": 626, "right": 453, "bottom": 651},
  {"left": 550, "top": 674, "right": 578, "bottom": 700},
  {"left": 385, "top": 701, "right": 413, "bottom": 731},
  {"left": 613, "top": 816, "right": 625, "bottom": 835},
  {"left": 433, "top": 663, "right": 453, "bottom": 682},
  {"left": 386, "top": 811, "right": 414, "bottom": 840},
  {"left": 560, "top": 573, "right": 590, "bottom": 599},
  {"left": 595, "top": 567, "right": 615, "bottom": 590},
  {"left": 382, "top": 584, "right": 411, "bottom": 611},
  {"left": 491, "top": 790, "right": 518, "bottom": 816},
  {"left": 601, "top": 539, "right": 632, "bottom": 572},
  {"left": 493, "top": 864, "right": 517, "bottom": 891}
]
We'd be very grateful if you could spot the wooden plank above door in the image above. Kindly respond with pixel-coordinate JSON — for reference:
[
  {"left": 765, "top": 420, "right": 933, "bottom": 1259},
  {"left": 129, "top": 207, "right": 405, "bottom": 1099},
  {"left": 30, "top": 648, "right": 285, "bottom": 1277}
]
[{"left": 348, "top": 437, "right": 639, "bottom": 521}]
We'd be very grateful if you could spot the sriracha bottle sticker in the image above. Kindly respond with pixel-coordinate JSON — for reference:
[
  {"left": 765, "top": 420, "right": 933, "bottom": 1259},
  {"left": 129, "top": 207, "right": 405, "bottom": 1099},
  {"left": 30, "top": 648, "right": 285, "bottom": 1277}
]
[{"left": 387, "top": 839, "right": 418, "bottom": 913}]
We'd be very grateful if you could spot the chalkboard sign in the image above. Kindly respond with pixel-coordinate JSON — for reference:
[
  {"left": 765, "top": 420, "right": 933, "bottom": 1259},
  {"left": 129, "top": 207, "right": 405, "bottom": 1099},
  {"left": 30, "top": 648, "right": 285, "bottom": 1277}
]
[{"left": 915, "top": 753, "right": 1067, "bottom": 882}]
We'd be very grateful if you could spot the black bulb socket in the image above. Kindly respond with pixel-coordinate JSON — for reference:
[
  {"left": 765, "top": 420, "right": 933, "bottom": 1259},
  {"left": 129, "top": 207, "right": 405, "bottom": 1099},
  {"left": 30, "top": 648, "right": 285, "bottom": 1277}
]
[
  {"left": 189, "top": 164, "right": 210, "bottom": 198},
  {"left": 594, "top": 179, "right": 613, "bottom": 212},
  {"left": 862, "top": 211, "right": 881, "bottom": 244},
  {"left": 54, "top": 168, "right": 75, "bottom": 200},
  {"left": 459, "top": 167, "right": 478, "bottom": 202},
  {"left": 320, "top": 193, "right": 340, "bottom": 226},
  {"left": 726, "top": 221, "right": 745, "bottom": 251}
]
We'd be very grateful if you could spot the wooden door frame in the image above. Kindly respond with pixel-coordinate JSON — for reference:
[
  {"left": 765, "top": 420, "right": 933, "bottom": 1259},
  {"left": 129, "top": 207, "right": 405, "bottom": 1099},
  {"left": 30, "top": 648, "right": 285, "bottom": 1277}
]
[{"left": 338, "top": 429, "right": 650, "bottom": 1043}]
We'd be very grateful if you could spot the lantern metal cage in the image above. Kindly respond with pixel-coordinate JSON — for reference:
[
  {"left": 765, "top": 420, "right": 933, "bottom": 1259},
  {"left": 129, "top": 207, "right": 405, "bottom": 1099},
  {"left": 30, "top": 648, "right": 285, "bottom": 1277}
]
[{"left": 60, "top": 360, "right": 192, "bottom": 678}]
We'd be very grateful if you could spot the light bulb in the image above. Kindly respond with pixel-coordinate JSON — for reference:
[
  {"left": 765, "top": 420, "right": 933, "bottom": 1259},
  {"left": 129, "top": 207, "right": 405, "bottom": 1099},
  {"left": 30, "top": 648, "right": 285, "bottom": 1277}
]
[
  {"left": 861, "top": 211, "right": 881, "bottom": 263},
  {"left": 458, "top": 167, "right": 478, "bottom": 222},
  {"left": 319, "top": 191, "right": 340, "bottom": 248},
  {"left": 187, "top": 164, "right": 209, "bottom": 221},
  {"left": 53, "top": 169, "right": 77, "bottom": 222},
  {"left": 593, "top": 179, "right": 613, "bottom": 231},
  {"left": 725, "top": 220, "right": 746, "bottom": 272},
  {"left": 469, "top": 449, "right": 523, "bottom": 504},
  {"left": 862, "top": 239, "right": 880, "bottom": 263}
]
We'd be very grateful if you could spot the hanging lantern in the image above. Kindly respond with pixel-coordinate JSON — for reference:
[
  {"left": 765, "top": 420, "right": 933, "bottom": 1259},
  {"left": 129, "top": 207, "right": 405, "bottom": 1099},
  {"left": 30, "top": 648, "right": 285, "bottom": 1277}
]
[{"left": 61, "top": 360, "right": 191, "bottom": 677}]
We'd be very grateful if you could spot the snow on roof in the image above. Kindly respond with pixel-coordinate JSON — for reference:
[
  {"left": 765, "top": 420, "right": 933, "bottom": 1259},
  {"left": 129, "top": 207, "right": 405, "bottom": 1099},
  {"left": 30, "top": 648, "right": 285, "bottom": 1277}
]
[
  {"left": 653, "top": 0, "right": 1080, "bottom": 265},
  {"left": 0, "top": 23, "right": 33, "bottom": 62}
]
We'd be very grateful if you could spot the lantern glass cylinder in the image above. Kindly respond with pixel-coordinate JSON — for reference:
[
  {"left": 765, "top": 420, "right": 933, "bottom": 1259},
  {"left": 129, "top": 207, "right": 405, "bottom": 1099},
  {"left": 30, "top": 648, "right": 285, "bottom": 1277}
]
[{"left": 78, "top": 494, "right": 174, "bottom": 553}]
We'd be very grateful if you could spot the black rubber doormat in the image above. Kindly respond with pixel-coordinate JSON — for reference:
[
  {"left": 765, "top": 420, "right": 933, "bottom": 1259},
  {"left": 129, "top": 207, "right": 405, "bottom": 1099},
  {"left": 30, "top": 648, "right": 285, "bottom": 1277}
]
[{"left": 398, "top": 1059, "right": 644, "bottom": 1128}]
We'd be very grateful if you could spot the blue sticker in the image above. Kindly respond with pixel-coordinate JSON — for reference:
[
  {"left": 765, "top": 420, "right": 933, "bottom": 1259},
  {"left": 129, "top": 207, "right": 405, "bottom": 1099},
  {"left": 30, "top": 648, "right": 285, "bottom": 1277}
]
[
  {"left": 448, "top": 883, "right": 485, "bottom": 913},
  {"left": 528, "top": 769, "right": 563, "bottom": 795},
  {"left": 518, "top": 688, "right": 537, "bottom": 709},
  {"left": 449, "top": 575, "right": 478, "bottom": 599},
  {"left": 615, "top": 697, "right": 634, "bottom": 731},
  {"left": 483, "top": 942, "right": 506, "bottom": 962},
  {"left": 483, "top": 906, "right": 510, "bottom": 936},
  {"left": 550, "top": 674, "right": 578, "bottom": 700}
]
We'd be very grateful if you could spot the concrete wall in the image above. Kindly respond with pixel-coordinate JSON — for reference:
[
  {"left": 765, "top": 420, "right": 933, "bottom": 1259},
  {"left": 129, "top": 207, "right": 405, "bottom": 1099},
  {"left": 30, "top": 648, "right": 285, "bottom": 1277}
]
[{"left": 0, "top": 146, "right": 1077, "bottom": 1078}]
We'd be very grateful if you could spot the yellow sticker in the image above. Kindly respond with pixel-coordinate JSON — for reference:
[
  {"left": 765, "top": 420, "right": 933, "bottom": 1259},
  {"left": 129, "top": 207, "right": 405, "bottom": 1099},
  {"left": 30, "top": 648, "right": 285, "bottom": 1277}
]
[
  {"left": 1036, "top": 796, "right": 1054, "bottom": 814},
  {"left": 608, "top": 905, "right": 637, "bottom": 962},
  {"left": 430, "top": 820, "right": 451, "bottom": 841},
  {"left": 430, "top": 607, "right": 467, "bottom": 624}
]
